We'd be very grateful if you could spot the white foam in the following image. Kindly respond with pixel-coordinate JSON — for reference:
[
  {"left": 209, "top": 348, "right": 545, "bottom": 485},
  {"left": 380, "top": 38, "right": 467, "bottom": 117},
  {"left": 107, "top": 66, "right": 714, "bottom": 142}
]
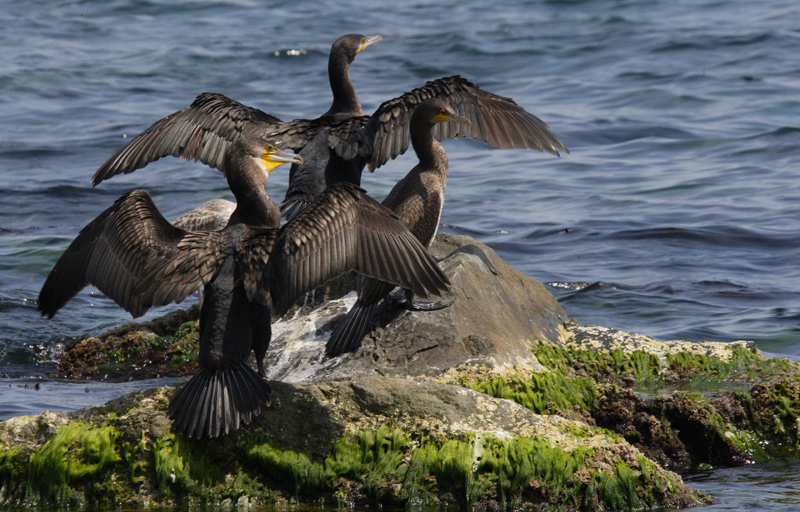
[{"left": 265, "top": 292, "right": 359, "bottom": 382}]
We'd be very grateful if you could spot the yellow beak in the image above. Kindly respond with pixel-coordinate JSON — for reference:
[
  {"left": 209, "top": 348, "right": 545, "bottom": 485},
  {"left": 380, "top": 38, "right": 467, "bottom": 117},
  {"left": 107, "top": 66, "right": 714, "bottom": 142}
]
[{"left": 261, "top": 146, "right": 303, "bottom": 172}]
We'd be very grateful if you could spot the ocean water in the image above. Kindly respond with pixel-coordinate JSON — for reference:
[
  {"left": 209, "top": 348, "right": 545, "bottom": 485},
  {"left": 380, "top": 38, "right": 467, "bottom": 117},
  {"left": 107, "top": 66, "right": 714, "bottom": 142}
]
[{"left": 1, "top": 0, "right": 800, "bottom": 508}]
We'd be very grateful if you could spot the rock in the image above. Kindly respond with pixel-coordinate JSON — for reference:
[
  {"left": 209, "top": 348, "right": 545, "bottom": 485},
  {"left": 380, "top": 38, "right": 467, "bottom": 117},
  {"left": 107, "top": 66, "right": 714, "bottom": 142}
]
[
  {"left": 0, "top": 377, "right": 708, "bottom": 511},
  {"left": 562, "top": 324, "right": 757, "bottom": 361},
  {"left": 264, "top": 233, "right": 565, "bottom": 382}
]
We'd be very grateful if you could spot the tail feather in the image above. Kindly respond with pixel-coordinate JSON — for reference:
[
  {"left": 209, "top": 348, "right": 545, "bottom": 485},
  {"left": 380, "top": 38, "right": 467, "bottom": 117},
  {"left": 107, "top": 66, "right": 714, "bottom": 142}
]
[
  {"left": 168, "top": 362, "right": 271, "bottom": 439},
  {"left": 326, "top": 301, "right": 378, "bottom": 356}
]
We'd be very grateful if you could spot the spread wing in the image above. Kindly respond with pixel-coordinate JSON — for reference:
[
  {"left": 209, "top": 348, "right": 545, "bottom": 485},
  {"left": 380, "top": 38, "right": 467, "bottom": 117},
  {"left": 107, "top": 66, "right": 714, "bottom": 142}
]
[
  {"left": 92, "top": 93, "right": 283, "bottom": 185},
  {"left": 328, "top": 116, "right": 371, "bottom": 161},
  {"left": 265, "top": 117, "right": 330, "bottom": 154},
  {"left": 38, "top": 190, "right": 230, "bottom": 319},
  {"left": 266, "top": 182, "right": 450, "bottom": 317},
  {"left": 364, "top": 75, "right": 569, "bottom": 171}
]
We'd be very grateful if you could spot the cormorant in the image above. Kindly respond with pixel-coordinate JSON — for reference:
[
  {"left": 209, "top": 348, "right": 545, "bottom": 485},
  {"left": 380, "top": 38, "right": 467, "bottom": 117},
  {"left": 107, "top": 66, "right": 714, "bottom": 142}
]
[
  {"left": 326, "top": 98, "right": 468, "bottom": 356},
  {"left": 89, "top": 35, "right": 568, "bottom": 222},
  {"left": 39, "top": 139, "right": 449, "bottom": 439}
]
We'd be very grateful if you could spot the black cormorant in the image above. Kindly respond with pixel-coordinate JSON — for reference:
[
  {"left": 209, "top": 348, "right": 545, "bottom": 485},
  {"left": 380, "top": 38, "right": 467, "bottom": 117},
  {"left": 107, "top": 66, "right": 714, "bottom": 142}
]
[
  {"left": 39, "top": 139, "right": 449, "bottom": 439},
  {"left": 89, "top": 35, "right": 567, "bottom": 222},
  {"left": 326, "top": 98, "right": 469, "bottom": 356}
]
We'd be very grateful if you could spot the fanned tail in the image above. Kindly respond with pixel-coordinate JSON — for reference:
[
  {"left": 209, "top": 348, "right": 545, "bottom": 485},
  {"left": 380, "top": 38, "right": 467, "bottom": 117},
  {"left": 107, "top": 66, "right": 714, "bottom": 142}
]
[
  {"left": 326, "top": 301, "right": 378, "bottom": 356},
  {"left": 167, "top": 362, "right": 271, "bottom": 439}
]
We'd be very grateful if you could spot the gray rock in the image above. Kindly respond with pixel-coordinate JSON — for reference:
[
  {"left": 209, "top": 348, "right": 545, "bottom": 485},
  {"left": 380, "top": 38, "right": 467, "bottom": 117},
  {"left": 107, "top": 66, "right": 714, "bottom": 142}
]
[
  {"left": 257, "top": 376, "right": 584, "bottom": 459},
  {"left": 265, "top": 233, "right": 566, "bottom": 382}
]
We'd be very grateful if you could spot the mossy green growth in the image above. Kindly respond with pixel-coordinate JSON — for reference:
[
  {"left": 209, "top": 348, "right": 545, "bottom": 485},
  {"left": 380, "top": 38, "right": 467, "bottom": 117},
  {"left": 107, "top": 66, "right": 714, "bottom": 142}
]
[
  {"left": 153, "top": 432, "right": 228, "bottom": 497},
  {"left": 479, "top": 435, "right": 588, "bottom": 509},
  {"left": 248, "top": 437, "right": 327, "bottom": 499},
  {"left": 428, "top": 436, "right": 490, "bottom": 507},
  {"left": 245, "top": 424, "right": 694, "bottom": 510},
  {"left": 248, "top": 424, "right": 412, "bottom": 504},
  {"left": 534, "top": 343, "right": 661, "bottom": 385},
  {"left": 26, "top": 421, "right": 122, "bottom": 507},
  {"left": 0, "top": 444, "right": 29, "bottom": 504},
  {"left": 163, "top": 321, "right": 200, "bottom": 370},
  {"left": 744, "top": 376, "right": 800, "bottom": 458},
  {"left": 724, "top": 430, "right": 769, "bottom": 463},
  {"left": 665, "top": 346, "right": 791, "bottom": 383},
  {"left": 461, "top": 371, "right": 598, "bottom": 419},
  {"left": 3, "top": 418, "right": 700, "bottom": 510},
  {"left": 326, "top": 424, "right": 411, "bottom": 502},
  {"left": 534, "top": 342, "right": 796, "bottom": 389},
  {"left": 583, "top": 457, "right": 678, "bottom": 511}
]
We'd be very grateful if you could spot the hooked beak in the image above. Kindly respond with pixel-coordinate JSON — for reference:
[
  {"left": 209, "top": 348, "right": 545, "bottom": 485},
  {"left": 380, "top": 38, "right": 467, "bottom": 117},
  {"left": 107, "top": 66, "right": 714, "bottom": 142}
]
[
  {"left": 436, "top": 112, "right": 472, "bottom": 126},
  {"left": 359, "top": 35, "right": 383, "bottom": 53},
  {"left": 261, "top": 146, "right": 303, "bottom": 172}
]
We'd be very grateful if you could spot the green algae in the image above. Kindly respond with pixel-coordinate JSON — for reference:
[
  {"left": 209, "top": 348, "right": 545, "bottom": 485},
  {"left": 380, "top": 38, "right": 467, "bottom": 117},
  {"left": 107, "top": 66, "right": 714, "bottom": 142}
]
[
  {"left": 56, "top": 307, "right": 200, "bottom": 380},
  {"left": 326, "top": 424, "right": 411, "bottom": 502},
  {"left": 461, "top": 371, "right": 598, "bottom": 419},
  {"left": 429, "top": 437, "right": 490, "bottom": 507},
  {"left": 246, "top": 424, "right": 695, "bottom": 511},
  {"left": 26, "top": 422, "right": 122, "bottom": 507},
  {"left": 0, "top": 444, "right": 28, "bottom": 504},
  {"left": 248, "top": 437, "right": 327, "bottom": 499},
  {"left": 1, "top": 415, "right": 702, "bottom": 511},
  {"left": 153, "top": 432, "right": 230, "bottom": 496},
  {"left": 533, "top": 342, "right": 795, "bottom": 389},
  {"left": 467, "top": 344, "right": 792, "bottom": 471},
  {"left": 745, "top": 376, "right": 800, "bottom": 458},
  {"left": 480, "top": 435, "right": 588, "bottom": 509},
  {"left": 534, "top": 343, "right": 661, "bottom": 385}
]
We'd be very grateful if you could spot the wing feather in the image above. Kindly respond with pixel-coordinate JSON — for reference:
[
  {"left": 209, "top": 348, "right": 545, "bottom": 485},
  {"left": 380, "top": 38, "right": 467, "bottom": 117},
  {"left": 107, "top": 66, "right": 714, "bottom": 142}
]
[
  {"left": 266, "top": 183, "right": 449, "bottom": 316},
  {"left": 38, "top": 190, "right": 229, "bottom": 319},
  {"left": 364, "top": 75, "right": 568, "bottom": 171},
  {"left": 92, "top": 93, "right": 283, "bottom": 185}
]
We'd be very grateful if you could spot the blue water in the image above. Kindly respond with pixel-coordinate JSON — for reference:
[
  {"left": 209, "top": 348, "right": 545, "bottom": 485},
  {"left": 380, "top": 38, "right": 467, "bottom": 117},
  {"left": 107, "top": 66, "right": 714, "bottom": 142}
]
[{"left": 1, "top": 0, "right": 799, "bottom": 508}]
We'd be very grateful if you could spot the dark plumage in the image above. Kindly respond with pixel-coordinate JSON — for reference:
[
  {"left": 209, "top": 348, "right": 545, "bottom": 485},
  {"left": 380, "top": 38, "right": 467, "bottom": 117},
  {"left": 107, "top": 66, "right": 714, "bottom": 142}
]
[
  {"left": 326, "top": 98, "right": 468, "bottom": 356},
  {"left": 40, "top": 139, "right": 449, "bottom": 439},
  {"left": 89, "top": 35, "right": 567, "bottom": 223}
]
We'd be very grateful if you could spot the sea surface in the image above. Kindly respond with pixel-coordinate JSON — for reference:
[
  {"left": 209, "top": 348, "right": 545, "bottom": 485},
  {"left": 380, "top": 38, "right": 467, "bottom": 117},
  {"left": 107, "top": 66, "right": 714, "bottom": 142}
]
[{"left": 1, "top": 0, "right": 799, "bottom": 508}]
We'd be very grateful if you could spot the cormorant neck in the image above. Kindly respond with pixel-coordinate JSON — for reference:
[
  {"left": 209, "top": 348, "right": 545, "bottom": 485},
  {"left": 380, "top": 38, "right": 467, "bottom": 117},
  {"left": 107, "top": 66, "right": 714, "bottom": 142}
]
[
  {"left": 411, "top": 120, "right": 447, "bottom": 172},
  {"left": 324, "top": 54, "right": 362, "bottom": 117},
  {"left": 226, "top": 165, "right": 280, "bottom": 227}
]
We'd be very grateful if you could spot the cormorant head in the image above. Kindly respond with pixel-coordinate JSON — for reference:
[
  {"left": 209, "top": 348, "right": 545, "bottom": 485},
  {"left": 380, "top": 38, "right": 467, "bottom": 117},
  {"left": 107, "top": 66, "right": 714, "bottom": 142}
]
[
  {"left": 258, "top": 142, "right": 303, "bottom": 176},
  {"left": 418, "top": 98, "right": 472, "bottom": 127},
  {"left": 332, "top": 34, "right": 382, "bottom": 64},
  {"left": 227, "top": 138, "right": 302, "bottom": 187}
]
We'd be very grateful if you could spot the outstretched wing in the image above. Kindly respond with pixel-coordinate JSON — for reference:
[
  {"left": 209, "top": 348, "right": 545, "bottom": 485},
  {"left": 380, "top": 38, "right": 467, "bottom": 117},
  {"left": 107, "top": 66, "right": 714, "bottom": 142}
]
[
  {"left": 92, "top": 93, "right": 283, "bottom": 185},
  {"left": 328, "top": 116, "right": 371, "bottom": 161},
  {"left": 266, "top": 182, "right": 450, "bottom": 317},
  {"left": 38, "top": 190, "right": 229, "bottom": 318},
  {"left": 265, "top": 117, "right": 331, "bottom": 154},
  {"left": 364, "top": 75, "right": 569, "bottom": 171}
]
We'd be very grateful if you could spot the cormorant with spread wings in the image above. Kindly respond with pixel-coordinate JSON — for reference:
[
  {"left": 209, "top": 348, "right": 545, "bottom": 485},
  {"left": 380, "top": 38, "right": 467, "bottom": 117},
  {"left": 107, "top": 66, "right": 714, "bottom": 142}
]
[
  {"left": 90, "top": 34, "right": 567, "bottom": 222},
  {"left": 39, "top": 139, "right": 449, "bottom": 439}
]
